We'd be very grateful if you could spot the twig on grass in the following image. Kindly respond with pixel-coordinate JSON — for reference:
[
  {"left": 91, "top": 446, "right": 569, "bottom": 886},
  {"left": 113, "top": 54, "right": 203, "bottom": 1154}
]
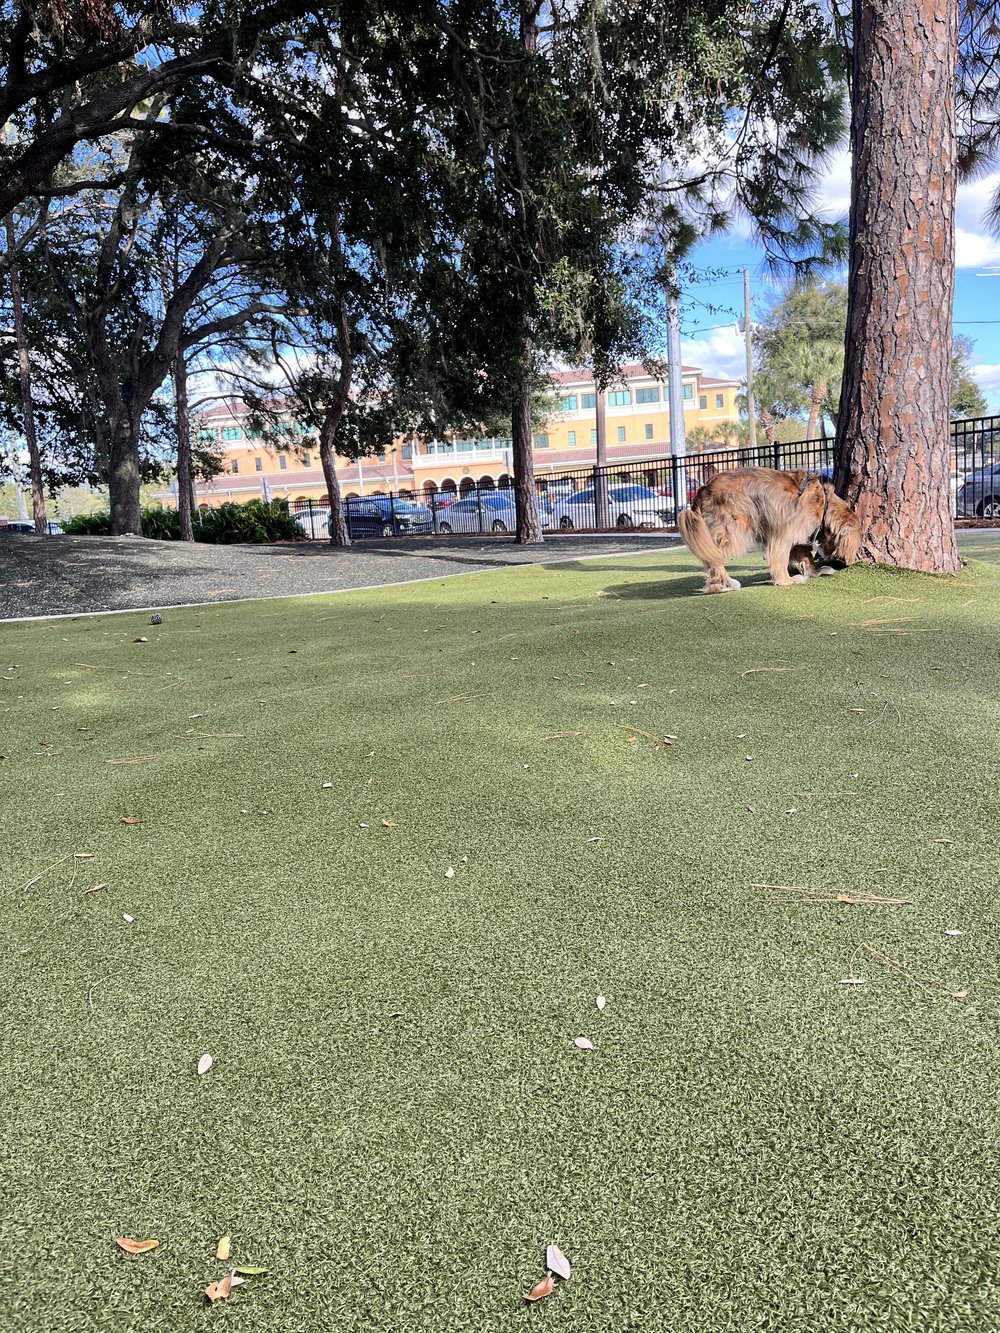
[
  {"left": 103, "top": 755, "right": 158, "bottom": 766},
  {"left": 740, "top": 666, "right": 791, "bottom": 679},
  {"left": 433, "top": 692, "right": 491, "bottom": 705},
  {"left": 20, "top": 851, "right": 93, "bottom": 893},
  {"left": 848, "top": 941, "right": 948, "bottom": 994},
  {"left": 87, "top": 978, "right": 108, "bottom": 1014},
  {"left": 619, "top": 725, "right": 675, "bottom": 748},
  {"left": 752, "top": 883, "right": 912, "bottom": 907}
]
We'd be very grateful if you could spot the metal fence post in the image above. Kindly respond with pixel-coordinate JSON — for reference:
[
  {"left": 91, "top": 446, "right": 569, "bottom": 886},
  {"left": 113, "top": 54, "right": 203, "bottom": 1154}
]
[
  {"left": 670, "top": 455, "right": 682, "bottom": 526},
  {"left": 388, "top": 491, "right": 397, "bottom": 537},
  {"left": 476, "top": 486, "right": 484, "bottom": 534}
]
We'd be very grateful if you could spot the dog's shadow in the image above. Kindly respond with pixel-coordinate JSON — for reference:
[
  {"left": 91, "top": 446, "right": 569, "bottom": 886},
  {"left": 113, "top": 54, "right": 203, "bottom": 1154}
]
[{"left": 601, "top": 567, "right": 774, "bottom": 600}]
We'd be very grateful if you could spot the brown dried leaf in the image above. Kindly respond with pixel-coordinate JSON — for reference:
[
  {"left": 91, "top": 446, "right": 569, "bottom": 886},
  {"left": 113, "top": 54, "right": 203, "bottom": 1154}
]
[
  {"left": 133, "top": 636, "right": 148, "bottom": 644},
  {"left": 217, "top": 1236, "right": 231, "bottom": 1261},
  {"left": 382, "top": 820, "right": 397, "bottom": 828},
  {"left": 120, "top": 817, "right": 143, "bottom": 825},
  {"left": 116, "top": 1237, "right": 159, "bottom": 1255},
  {"left": 216, "top": 1274, "right": 234, "bottom": 1300},
  {"left": 205, "top": 1282, "right": 220, "bottom": 1303},
  {"left": 525, "top": 1275, "right": 555, "bottom": 1303},
  {"left": 83, "top": 882, "right": 108, "bottom": 894},
  {"left": 951, "top": 989, "right": 970, "bottom": 1000}
]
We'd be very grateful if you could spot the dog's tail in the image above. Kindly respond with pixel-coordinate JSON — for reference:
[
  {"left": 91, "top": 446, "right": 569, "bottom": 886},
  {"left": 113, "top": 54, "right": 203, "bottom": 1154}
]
[{"left": 678, "top": 508, "right": 725, "bottom": 567}]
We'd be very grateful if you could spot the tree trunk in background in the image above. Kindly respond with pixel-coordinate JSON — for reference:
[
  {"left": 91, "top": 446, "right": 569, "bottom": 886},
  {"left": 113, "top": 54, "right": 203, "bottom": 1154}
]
[
  {"left": 174, "top": 355, "right": 194, "bottom": 542},
  {"left": 512, "top": 376, "right": 542, "bottom": 544},
  {"left": 834, "top": 0, "right": 959, "bottom": 572},
  {"left": 5, "top": 215, "right": 47, "bottom": 533},
  {"left": 594, "top": 383, "right": 610, "bottom": 529},
  {"left": 319, "top": 423, "right": 350, "bottom": 547},
  {"left": 806, "top": 378, "right": 827, "bottom": 441},
  {"left": 108, "top": 420, "right": 143, "bottom": 535}
]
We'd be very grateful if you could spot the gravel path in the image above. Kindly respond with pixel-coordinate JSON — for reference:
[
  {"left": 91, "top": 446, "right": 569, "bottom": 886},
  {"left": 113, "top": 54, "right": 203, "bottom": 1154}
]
[{"left": 0, "top": 531, "right": 679, "bottom": 621}]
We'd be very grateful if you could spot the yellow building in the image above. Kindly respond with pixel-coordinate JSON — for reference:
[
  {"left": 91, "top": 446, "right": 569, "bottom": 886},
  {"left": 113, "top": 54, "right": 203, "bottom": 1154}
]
[{"left": 173, "top": 362, "right": 740, "bottom": 508}]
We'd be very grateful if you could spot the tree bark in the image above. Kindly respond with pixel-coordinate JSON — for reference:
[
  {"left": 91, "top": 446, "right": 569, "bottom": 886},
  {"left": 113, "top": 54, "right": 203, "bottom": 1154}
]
[
  {"left": 594, "top": 383, "right": 610, "bottom": 529},
  {"left": 806, "top": 378, "right": 827, "bottom": 442},
  {"left": 174, "top": 355, "right": 194, "bottom": 542},
  {"left": 834, "top": 0, "right": 960, "bottom": 572},
  {"left": 4, "top": 215, "right": 47, "bottom": 533},
  {"left": 108, "top": 421, "right": 143, "bottom": 535},
  {"left": 512, "top": 377, "right": 543, "bottom": 544}
]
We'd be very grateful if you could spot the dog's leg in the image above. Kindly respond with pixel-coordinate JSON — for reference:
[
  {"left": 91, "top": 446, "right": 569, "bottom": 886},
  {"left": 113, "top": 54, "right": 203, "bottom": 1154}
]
[
  {"left": 704, "top": 564, "right": 741, "bottom": 594},
  {"left": 767, "top": 537, "right": 806, "bottom": 586}
]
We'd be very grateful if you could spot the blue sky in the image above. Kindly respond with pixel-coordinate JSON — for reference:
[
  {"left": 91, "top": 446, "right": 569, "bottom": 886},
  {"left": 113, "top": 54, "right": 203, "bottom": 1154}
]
[{"left": 676, "top": 150, "right": 1000, "bottom": 415}]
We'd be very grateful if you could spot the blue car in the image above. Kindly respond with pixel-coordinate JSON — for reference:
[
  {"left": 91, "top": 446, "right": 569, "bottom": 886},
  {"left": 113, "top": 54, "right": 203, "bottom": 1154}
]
[{"left": 343, "top": 495, "right": 433, "bottom": 538}]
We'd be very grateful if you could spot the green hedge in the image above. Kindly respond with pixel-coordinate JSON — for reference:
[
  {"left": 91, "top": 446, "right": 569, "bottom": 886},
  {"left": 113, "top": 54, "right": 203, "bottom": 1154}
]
[{"left": 61, "top": 500, "right": 305, "bottom": 544}]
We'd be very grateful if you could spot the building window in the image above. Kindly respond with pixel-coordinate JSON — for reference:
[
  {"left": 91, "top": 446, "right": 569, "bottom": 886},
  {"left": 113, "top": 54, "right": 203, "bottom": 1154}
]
[
  {"left": 636, "top": 387, "right": 660, "bottom": 404},
  {"left": 699, "top": 395, "right": 708, "bottom": 409},
  {"left": 254, "top": 457, "right": 263, "bottom": 472},
  {"left": 279, "top": 455, "right": 287, "bottom": 470},
  {"left": 609, "top": 390, "right": 632, "bottom": 407},
  {"left": 196, "top": 428, "right": 217, "bottom": 442},
  {"left": 683, "top": 384, "right": 694, "bottom": 400},
  {"left": 376, "top": 448, "right": 386, "bottom": 460},
  {"left": 559, "top": 395, "right": 578, "bottom": 411},
  {"left": 296, "top": 421, "right": 312, "bottom": 435},
  {"left": 716, "top": 393, "right": 724, "bottom": 408},
  {"left": 591, "top": 429, "right": 597, "bottom": 444},
  {"left": 230, "top": 459, "right": 239, "bottom": 475},
  {"left": 645, "top": 423, "right": 654, "bottom": 440},
  {"left": 617, "top": 426, "right": 626, "bottom": 442},
  {"left": 535, "top": 433, "right": 549, "bottom": 449},
  {"left": 302, "top": 453, "right": 312, "bottom": 467},
  {"left": 221, "top": 426, "right": 242, "bottom": 442},
  {"left": 567, "top": 430, "right": 576, "bottom": 447},
  {"left": 582, "top": 393, "right": 596, "bottom": 409}
]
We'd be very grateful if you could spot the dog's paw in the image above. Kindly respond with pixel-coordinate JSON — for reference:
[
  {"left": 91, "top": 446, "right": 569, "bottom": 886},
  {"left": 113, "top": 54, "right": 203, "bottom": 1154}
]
[
  {"left": 789, "top": 573, "right": 809, "bottom": 584},
  {"left": 818, "top": 565, "right": 836, "bottom": 577},
  {"left": 726, "top": 579, "right": 742, "bottom": 591}
]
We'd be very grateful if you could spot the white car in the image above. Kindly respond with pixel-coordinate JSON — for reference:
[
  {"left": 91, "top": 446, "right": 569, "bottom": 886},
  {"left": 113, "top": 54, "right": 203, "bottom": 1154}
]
[
  {"left": 292, "top": 507, "right": 330, "bottom": 539},
  {"left": 549, "top": 484, "right": 672, "bottom": 530},
  {"left": 436, "top": 492, "right": 548, "bottom": 534}
]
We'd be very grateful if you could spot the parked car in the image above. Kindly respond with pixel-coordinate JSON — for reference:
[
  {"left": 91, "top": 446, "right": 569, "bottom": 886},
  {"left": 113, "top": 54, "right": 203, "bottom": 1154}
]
[
  {"left": 549, "top": 484, "right": 672, "bottom": 530},
  {"left": 292, "top": 507, "right": 330, "bottom": 539},
  {"left": 956, "top": 462, "right": 1000, "bottom": 519},
  {"left": 436, "top": 490, "right": 547, "bottom": 534},
  {"left": 0, "top": 519, "right": 62, "bottom": 534},
  {"left": 344, "top": 494, "right": 434, "bottom": 538}
]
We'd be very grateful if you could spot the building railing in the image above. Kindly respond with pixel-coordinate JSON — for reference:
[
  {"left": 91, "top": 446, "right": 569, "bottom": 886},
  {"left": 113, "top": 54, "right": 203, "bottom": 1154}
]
[{"left": 286, "top": 417, "right": 1000, "bottom": 539}]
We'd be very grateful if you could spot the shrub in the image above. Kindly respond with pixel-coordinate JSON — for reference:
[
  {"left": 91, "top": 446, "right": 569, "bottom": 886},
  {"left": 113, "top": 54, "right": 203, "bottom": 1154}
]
[{"left": 60, "top": 500, "right": 304, "bottom": 544}]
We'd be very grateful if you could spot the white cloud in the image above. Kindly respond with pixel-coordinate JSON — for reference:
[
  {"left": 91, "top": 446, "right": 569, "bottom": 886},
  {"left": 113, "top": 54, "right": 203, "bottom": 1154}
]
[
  {"left": 971, "top": 361, "right": 1000, "bottom": 412},
  {"left": 681, "top": 325, "right": 746, "bottom": 383}
]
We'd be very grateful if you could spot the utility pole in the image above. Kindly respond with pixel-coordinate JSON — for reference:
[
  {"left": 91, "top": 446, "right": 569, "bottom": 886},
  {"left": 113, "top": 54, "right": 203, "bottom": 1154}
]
[
  {"left": 594, "top": 380, "right": 609, "bottom": 528},
  {"left": 743, "top": 268, "right": 757, "bottom": 451},
  {"left": 666, "top": 283, "right": 686, "bottom": 510}
]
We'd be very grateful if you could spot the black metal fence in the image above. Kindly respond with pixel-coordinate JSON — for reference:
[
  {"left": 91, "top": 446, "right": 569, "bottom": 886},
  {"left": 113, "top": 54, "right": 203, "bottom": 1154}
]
[{"left": 287, "top": 417, "right": 1000, "bottom": 539}]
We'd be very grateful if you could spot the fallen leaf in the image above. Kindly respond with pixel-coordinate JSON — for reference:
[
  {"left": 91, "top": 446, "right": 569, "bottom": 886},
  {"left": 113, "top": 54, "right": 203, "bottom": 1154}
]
[
  {"left": 321, "top": 782, "right": 333, "bottom": 788},
  {"left": 932, "top": 838, "right": 954, "bottom": 846},
  {"left": 132, "top": 636, "right": 148, "bottom": 643},
  {"left": 595, "top": 995, "right": 607, "bottom": 1011},
  {"left": 205, "top": 1282, "right": 220, "bottom": 1303},
  {"left": 116, "top": 1238, "right": 159, "bottom": 1255},
  {"left": 83, "top": 882, "right": 107, "bottom": 895},
  {"left": 217, "top": 1236, "right": 231, "bottom": 1261},
  {"left": 216, "top": 1274, "right": 235, "bottom": 1300},
  {"left": 838, "top": 978, "right": 865, "bottom": 986},
  {"left": 382, "top": 820, "right": 397, "bottom": 828},
  {"left": 574, "top": 1036, "right": 594, "bottom": 1050},
  {"left": 546, "top": 1244, "right": 572, "bottom": 1281},
  {"left": 951, "top": 989, "right": 970, "bottom": 1000},
  {"left": 122, "top": 913, "right": 134, "bottom": 924},
  {"left": 625, "top": 736, "right": 638, "bottom": 744},
  {"left": 233, "top": 1265, "right": 269, "bottom": 1275},
  {"left": 120, "top": 817, "right": 143, "bottom": 825},
  {"left": 525, "top": 1275, "right": 555, "bottom": 1303},
  {"left": 784, "top": 808, "right": 798, "bottom": 815},
  {"left": 197, "top": 1053, "right": 214, "bottom": 1076},
  {"left": 944, "top": 929, "right": 964, "bottom": 937},
  {"left": 444, "top": 866, "right": 455, "bottom": 878}
]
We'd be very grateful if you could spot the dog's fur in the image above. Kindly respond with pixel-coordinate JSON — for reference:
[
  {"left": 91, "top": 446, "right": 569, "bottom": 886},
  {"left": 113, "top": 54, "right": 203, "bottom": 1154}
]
[{"left": 678, "top": 468, "right": 861, "bottom": 594}]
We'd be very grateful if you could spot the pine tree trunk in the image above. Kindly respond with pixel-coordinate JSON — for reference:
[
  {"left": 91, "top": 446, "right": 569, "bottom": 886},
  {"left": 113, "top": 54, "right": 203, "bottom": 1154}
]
[
  {"left": 806, "top": 379, "right": 827, "bottom": 442},
  {"left": 5, "top": 216, "right": 47, "bottom": 534},
  {"left": 174, "top": 356, "right": 194, "bottom": 542},
  {"left": 108, "top": 421, "right": 143, "bottom": 536},
  {"left": 512, "top": 378, "right": 542, "bottom": 544},
  {"left": 319, "top": 422, "right": 350, "bottom": 548},
  {"left": 834, "top": 0, "right": 959, "bottom": 573}
]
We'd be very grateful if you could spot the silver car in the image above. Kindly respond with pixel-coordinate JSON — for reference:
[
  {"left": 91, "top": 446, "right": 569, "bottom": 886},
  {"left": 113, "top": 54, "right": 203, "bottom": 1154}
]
[{"left": 550, "top": 483, "right": 672, "bottom": 530}]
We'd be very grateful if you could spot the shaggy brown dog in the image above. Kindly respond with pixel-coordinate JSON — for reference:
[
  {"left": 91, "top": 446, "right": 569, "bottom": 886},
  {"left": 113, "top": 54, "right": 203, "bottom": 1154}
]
[{"left": 677, "top": 468, "right": 861, "bottom": 594}]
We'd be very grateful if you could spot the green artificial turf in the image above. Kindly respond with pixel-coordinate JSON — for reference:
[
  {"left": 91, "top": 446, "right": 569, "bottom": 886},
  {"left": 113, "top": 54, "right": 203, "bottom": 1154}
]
[{"left": 2, "top": 535, "right": 1000, "bottom": 1332}]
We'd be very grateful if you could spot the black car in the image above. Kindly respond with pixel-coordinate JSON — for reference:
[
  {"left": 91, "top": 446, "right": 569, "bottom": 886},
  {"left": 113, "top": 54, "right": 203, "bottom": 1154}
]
[{"left": 343, "top": 495, "right": 434, "bottom": 538}]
